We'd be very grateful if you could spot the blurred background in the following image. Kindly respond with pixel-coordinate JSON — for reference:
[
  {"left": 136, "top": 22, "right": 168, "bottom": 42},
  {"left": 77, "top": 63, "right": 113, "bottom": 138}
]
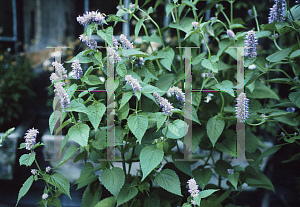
[{"left": 0, "top": 0, "right": 299, "bottom": 206}]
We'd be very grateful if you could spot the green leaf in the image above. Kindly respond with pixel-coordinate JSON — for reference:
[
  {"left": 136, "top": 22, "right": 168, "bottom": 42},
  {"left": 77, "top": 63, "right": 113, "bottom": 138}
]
[
  {"left": 49, "top": 111, "right": 67, "bottom": 135},
  {"left": 68, "top": 123, "right": 90, "bottom": 147},
  {"left": 290, "top": 49, "right": 300, "bottom": 58},
  {"left": 172, "top": 152, "right": 193, "bottom": 177},
  {"left": 140, "top": 146, "right": 164, "bottom": 181},
  {"left": 140, "top": 60, "right": 158, "bottom": 80},
  {"left": 135, "top": 19, "right": 144, "bottom": 38},
  {"left": 19, "top": 153, "right": 35, "bottom": 167},
  {"left": 213, "top": 80, "right": 235, "bottom": 97},
  {"left": 157, "top": 47, "right": 175, "bottom": 71},
  {"left": 266, "top": 46, "right": 293, "bottom": 62},
  {"left": 182, "top": 0, "right": 197, "bottom": 11},
  {"left": 122, "top": 49, "right": 149, "bottom": 57},
  {"left": 16, "top": 175, "right": 34, "bottom": 206},
  {"left": 118, "top": 102, "right": 129, "bottom": 120},
  {"left": 155, "top": 73, "right": 175, "bottom": 91},
  {"left": 119, "top": 92, "right": 133, "bottom": 110},
  {"left": 81, "top": 182, "right": 102, "bottom": 207},
  {"left": 81, "top": 75, "right": 103, "bottom": 85},
  {"left": 87, "top": 102, "right": 106, "bottom": 130},
  {"left": 116, "top": 183, "right": 138, "bottom": 206},
  {"left": 116, "top": 63, "right": 127, "bottom": 78},
  {"left": 246, "top": 81, "right": 280, "bottom": 100},
  {"left": 213, "top": 188, "right": 232, "bottom": 206},
  {"left": 198, "top": 189, "right": 219, "bottom": 198},
  {"left": 289, "top": 92, "right": 300, "bottom": 108},
  {"left": 245, "top": 166, "right": 275, "bottom": 192},
  {"left": 128, "top": 113, "right": 148, "bottom": 143},
  {"left": 228, "top": 172, "right": 240, "bottom": 190},
  {"left": 251, "top": 145, "right": 282, "bottom": 166},
  {"left": 214, "top": 160, "right": 232, "bottom": 178},
  {"left": 56, "top": 145, "right": 78, "bottom": 168},
  {"left": 47, "top": 172, "right": 71, "bottom": 199},
  {"left": 65, "top": 51, "right": 93, "bottom": 63},
  {"left": 101, "top": 167, "right": 125, "bottom": 197},
  {"left": 66, "top": 100, "right": 88, "bottom": 113},
  {"left": 155, "top": 169, "right": 182, "bottom": 196},
  {"left": 95, "top": 196, "right": 116, "bottom": 207},
  {"left": 206, "top": 117, "right": 225, "bottom": 147},
  {"left": 144, "top": 193, "right": 160, "bottom": 207},
  {"left": 162, "top": 120, "right": 188, "bottom": 139},
  {"left": 106, "top": 14, "right": 126, "bottom": 23},
  {"left": 245, "top": 130, "right": 258, "bottom": 153},
  {"left": 166, "top": 3, "right": 177, "bottom": 17},
  {"left": 76, "top": 162, "right": 98, "bottom": 190},
  {"left": 281, "top": 152, "right": 300, "bottom": 163},
  {"left": 92, "top": 129, "right": 107, "bottom": 150},
  {"left": 201, "top": 59, "right": 218, "bottom": 73},
  {"left": 193, "top": 168, "right": 213, "bottom": 189},
  {"left": 97, "top": 27, "right": 113, "bottom": 47}
]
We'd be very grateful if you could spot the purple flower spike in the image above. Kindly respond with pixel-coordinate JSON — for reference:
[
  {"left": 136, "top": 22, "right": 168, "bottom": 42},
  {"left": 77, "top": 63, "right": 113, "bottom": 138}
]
[
  {"left": 79, "top": 35, "right": 97, "bottom": 50},
  {"left": 235, "top": 93, "right": 250, "bottom": 123},
  {"left": 107, "top": 46, "right": 121, "bottom": 64},
  {"left": 244, "top": 30, "right": 258, "bottom": 59},
  {"left": 187, "top": 178, "right": 199, "bottom": 198},
  {"left": 52, "top": 61, "right": 68, "bottom": 81},
  {"left": 77, "top": 11, "right": 105, "bottom": 26},
  {"left": 268, "top": 0, "right": 286, "bottom": 24},
  {"left": 167, "top": 86, "right": 185, "bottom": 104},
  {"left": 112, "top": 36, "right": 119, "bottom": 50},
  {"left": 71, "top": 59, "right": 83, "bottom": 80},
  {"left": 31, "top": 169, "right": 37, "bottom": 175},
  {"left": 24, "top": 128, "right": 39, "bottom": 150},
  {"left": 125, "top": 75, "right": 142, "bottom": 93},
  {"left": 153, "top": 92, "right": 174, "bottom": 116},
  {"left": 227, "top": 30, "right": 235, "bottom": 39},
  {"left": 120, "top": 34, "right": 134, "bottom": 49}
]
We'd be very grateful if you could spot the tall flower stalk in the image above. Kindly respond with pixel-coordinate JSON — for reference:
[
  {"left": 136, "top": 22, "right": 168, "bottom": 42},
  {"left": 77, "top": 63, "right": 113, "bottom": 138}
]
[
  {"left": 235, "top": 92, "right": 250, "bottom": 123},
  {"left": 244, "top": 30, "right": 258, "bottom": 59},
  {"left": 153, "top": 92, "right": 174, "bottom": 116}
]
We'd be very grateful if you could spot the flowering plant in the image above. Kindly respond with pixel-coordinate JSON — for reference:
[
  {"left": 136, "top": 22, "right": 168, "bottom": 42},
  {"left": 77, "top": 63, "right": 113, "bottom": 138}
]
[{"left": 16, "top": 0, "right": 300, "bottom": 206}]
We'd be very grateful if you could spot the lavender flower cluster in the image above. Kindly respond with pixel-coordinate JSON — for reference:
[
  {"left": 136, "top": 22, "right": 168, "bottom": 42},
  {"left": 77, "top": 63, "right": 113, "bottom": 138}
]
[
  {"left": 227, "top": 30, "right": 235, "bottom": 39},
  {"left": 112, "top": 36, "right": 119, "bottom": 50},
  {"left": 268, "top": 0, "right": 286, "bottom": 24},
  {"left": 50, "top": 62, "right": 70, "bottom": 111},
  {"left": 235, "top": 92, "right": 250, "bottom": 123},
  {"left": 187, "top": 178, "right": 199, "bottom": 205},
  {"left": 120, "top": 34, "right": 134, "bottom": 50},
  {"left": 153, "top": 92, "right": 174, "bottom": 116},
  {"left": 76, "top": 11, "right": 105, "bottom": 26},
  {"left": 167, "top": 86, "right": 185, "bottom": 104},
  {"left": 125, "top": 75, "right": 142, "bottom": 94},
  {"left": 71, "top": 59, "right": 83, "bottom": 80},
  {"left": 244, "top": 30, "right": 258, "bottom": 59},
  {"left": 24, "top": 127, "right": 39, "bottom": 151},
  {"left": 107, "top": 46, "right": 121, "bottom": 64},
  {"left": 79, "top": 34, "right": 97, "bottom": 50}
]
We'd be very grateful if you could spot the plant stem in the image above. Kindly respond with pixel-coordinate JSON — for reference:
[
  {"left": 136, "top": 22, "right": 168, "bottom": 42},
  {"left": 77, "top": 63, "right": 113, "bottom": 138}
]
[
  {"left": 219, "top": 92, "right": 225, "bottom": 117},
  {"left": 34, "top": 158, "right": 54, "bottom": 197},
  {"left": 121, "top": 145, "right": 127, "bottom": 178},
  {"left": 230, "top": 0, "right": 233, "bottom": 25},
  {"left": 221, "top": 10, "right": 231, "bottom": 26},
  {"left": 203, "top": 149, "right": 213, "bottom": 167},
  {"left": 218, "top": 152, "right": 223, "bottom": 188}
]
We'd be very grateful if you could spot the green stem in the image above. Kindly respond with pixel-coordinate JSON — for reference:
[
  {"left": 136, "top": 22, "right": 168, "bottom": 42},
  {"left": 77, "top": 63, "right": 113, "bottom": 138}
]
[
  {"left": 273, "top": 38, "right": 282, "bottom": 50},
  {"left": 219, "top": 92, "right": 225, "bottom": 117},
  {"left": 268, "top": 69, "right": 293, "bottom": 81},
  {"left": 289, "top": 59, "right": 298, "bottom": 77},
  {"left": 138, "top": 8, "right": 165, "bottom": 49},
  {"left": 34, "top": 158, "right": 54, "bottom": 197},
  {"left": 221, "top": 10, "right": 231, "bottom": 26},
  {"left": 128, "top": 145, "right": 135, "bottom": 175},
  {"left": 132, "top": 14, "right": 163, "bottom": 72},
  {"left": 121, "top": 145, "right": 127, "bottom": 178},
  {"left": 135, "top": 97, "right": 138, "bottom": 113},
  {"left": 230, "top": 0, "right": 233, "bottom": 25},
  {"left": 203, "top": 149, "right": 213, "bottom": 167},
  {"left": 218, "top": 152, "right": 223, "bottom": 188},
  {"left": 254, "top": 16, "right": 260, "bottom": 32},
  {"left": 269, "top": 120, "right": 293, "bottom": 139},
  {"left": 201, "top": 32, "right": 211, "bottom": 59}
]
